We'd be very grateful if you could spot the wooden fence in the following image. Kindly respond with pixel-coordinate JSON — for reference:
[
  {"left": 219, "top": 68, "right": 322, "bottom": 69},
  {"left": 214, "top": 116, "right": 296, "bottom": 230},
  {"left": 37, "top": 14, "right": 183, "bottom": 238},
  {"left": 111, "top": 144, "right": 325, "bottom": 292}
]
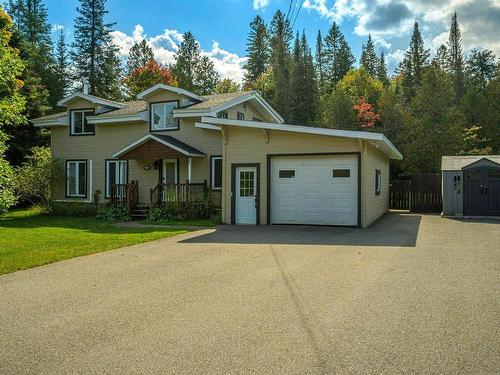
[{"left": 389, "top": 173, "right": 442, "bottom": 212}]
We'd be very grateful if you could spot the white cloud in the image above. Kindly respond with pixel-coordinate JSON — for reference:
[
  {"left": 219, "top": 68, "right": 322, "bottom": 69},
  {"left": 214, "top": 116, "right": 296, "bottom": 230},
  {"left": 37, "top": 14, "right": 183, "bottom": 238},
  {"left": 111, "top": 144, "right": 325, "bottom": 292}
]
[
  {"left": 111, "top": 25, "right": 247, "bottom": 83},
  {"left": 303, "top": 0, "right": 500, "bottom": 69},
  {"left": 51, "top": 24, "right": 64, "bottom": 33},
  {"left": 253, "top": 0, "right": 269, "bottom": 10}
]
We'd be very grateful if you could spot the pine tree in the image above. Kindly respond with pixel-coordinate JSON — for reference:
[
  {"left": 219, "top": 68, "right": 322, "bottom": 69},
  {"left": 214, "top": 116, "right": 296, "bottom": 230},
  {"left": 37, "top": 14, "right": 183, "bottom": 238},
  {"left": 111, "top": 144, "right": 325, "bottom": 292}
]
[
  {"left": 268, "top": 10, "right": 292, "bottom": 121},
  {"left": 243, "top": 15, "right": 269, "bottom": 88},
  {"left": 215, "top": 78, "right": 240, "bottom": 94},
  {"left": 172, "top": 31, "right": 220, "bottom": 95},
  {"left": 53, "top": 30, "right": 69, "bottom": 102},
  {"left": 126, "top": 39, "right": 154, "bottom": 74},
  {"left": 360, "top": 34, "right": 378, "bottom": 77},
  {"left": 71, "top": 0, "right": 122, "bottom": 98},
  {"left": 315, "top": 30, "right": 325, "bottom": 94},
  {"left": 302, "top": 32, "right": 318, "bottom": 125},
  {"left": 99, "top": 41, "right": 123, "bottom": 100},
  {"left": 467, "top": 48, "right": 496, "bottom": 91},
  {"left": 323, "top": 22, "right": 354, "bottom": 92},
  {"left": 447, "top": 12, "right": 464, "bottom": 100},
  {"left": 433, "top": 44, "right": 448, "bottom": 71},
  {"left": 376, "top": 51, "right": 389, "bottom": 86},
  {"left": 400, "top": 21, "right": 430, "bottom": 102}
]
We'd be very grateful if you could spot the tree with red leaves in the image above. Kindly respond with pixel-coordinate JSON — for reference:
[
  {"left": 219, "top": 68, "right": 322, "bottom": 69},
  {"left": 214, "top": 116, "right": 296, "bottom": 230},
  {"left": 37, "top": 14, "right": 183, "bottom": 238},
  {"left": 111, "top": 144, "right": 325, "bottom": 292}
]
[
  {"left": 124, "top": 59, "right": 178, "bottom": 98},
  {"left": 353, "top": 98, "right": 380, "bottom": 128}
]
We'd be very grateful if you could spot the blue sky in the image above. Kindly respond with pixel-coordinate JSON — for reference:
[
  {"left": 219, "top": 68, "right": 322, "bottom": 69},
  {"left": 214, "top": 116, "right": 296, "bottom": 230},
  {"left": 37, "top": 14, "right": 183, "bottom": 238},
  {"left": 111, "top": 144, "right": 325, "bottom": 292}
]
[{"left": 45, "top": 0, "right": 500, "bottom": 82}]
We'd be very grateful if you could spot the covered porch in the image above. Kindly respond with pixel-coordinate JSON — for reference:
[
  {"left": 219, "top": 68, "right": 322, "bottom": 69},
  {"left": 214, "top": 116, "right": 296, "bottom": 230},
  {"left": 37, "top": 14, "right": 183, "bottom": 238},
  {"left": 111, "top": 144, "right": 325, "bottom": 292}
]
[{"left": 109, "top": 134, "right": 210, "bottom": 212}]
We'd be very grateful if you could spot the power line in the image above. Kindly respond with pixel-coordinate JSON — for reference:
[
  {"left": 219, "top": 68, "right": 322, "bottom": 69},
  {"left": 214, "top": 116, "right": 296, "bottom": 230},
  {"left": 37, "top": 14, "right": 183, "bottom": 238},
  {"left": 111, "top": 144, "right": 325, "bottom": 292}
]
[{"left": 291, "top": 0, "right": 302, "bottom": 30}]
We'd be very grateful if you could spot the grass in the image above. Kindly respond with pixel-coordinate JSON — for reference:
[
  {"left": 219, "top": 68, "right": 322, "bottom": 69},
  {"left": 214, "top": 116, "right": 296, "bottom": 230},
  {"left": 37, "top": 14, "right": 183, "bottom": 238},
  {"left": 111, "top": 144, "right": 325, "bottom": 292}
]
[
  {"left": 142, "top": 218, "right": 219, "bottom": 227},
  {"left": 0, "top": 208, "right": 187, "bottom": 275}
]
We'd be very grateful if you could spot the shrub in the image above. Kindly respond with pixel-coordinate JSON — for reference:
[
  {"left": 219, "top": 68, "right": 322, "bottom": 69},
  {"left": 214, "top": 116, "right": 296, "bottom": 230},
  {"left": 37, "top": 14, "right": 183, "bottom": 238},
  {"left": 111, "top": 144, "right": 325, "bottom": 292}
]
[
  {"left": 95, "top": 204, "right": 131, "bottom": 223},
  {"left": 14, "top": 147, "right": 64, "bottom": 208},
  {"left": 0, "top": 132, "right": 16, "bottom": 214},
  {"left": 146, "top": 195, "right": 217, "bottom": 222},
  {"left": 50, "top": 202, "right": 98, "bottom": 217}
]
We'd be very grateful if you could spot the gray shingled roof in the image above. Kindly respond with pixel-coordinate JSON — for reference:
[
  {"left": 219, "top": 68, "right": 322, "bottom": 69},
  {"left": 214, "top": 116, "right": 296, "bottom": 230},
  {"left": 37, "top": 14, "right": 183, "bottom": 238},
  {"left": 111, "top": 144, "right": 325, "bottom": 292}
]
[
  {"left": 32, "top": 111, "right": 67, "bottom": 121},
  {"left": 97, "top": 100, "right": 147, "bottom": 118},
  {"left": 188, "top": 91, "right": 252, "bottom": 110}
]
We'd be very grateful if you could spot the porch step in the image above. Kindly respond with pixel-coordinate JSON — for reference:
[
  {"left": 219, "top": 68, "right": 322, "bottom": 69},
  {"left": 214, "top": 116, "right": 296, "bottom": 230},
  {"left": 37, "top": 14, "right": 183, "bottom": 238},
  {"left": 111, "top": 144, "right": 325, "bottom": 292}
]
[{"left": 130, "top": 207, "right": 150, "bottom": 219}]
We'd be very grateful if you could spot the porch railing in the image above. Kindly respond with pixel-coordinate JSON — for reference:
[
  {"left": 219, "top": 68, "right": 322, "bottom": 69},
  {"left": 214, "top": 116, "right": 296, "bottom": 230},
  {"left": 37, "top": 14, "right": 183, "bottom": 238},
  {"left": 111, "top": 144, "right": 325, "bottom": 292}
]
[
  {"left": 110, "top": 180, "right": 139, "bottom": 211},
  {"left": 150, "top": 180, "right": 208, "bottom": 207}
]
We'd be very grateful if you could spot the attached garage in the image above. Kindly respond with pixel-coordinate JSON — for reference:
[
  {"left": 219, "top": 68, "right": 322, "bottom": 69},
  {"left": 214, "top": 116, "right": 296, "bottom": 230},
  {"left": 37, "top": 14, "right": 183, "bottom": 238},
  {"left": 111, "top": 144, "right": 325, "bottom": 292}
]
[
  {"left": 270, "top": 155, "right": 359, "bottom": 226},
  {"left": 197, "top": 117, "right": 402, "bottom": 228}
]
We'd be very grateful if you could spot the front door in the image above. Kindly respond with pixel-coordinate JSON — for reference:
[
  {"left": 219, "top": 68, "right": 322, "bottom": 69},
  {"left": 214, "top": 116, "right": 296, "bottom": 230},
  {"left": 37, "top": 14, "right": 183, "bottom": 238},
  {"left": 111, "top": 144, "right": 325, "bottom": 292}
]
[
  {"left": 464, "top": 166, "right": 500, "bottom": 216},
  {"left": 162, "top": 160, "right": 177, "bottom": 184},
  {"left": 235, "top": 166, "right": 257, "bottom": 224}
]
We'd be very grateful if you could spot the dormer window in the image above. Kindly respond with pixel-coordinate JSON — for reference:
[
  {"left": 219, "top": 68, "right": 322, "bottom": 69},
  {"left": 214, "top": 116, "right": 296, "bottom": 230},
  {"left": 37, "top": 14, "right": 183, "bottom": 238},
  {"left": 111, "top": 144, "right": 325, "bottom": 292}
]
[
  {"left": 71, "top": 109, "right": 95, "bottom": 135},
  {"left": 150, "top": 101, "right": 179, "bottom": 131}
]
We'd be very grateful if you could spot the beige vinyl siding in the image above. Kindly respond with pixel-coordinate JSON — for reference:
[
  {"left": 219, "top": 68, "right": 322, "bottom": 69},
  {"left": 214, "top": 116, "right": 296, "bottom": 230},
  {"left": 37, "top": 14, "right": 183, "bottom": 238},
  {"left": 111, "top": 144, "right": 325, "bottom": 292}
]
[
  {"left": 221, "top": 126, "right": 391, "bottom": 227},
  {"left": 221, "top": 126, "right": 362, "bottom": 225},
  {"left": 362, "top": 142, "right": 390, "bottom": 227}
]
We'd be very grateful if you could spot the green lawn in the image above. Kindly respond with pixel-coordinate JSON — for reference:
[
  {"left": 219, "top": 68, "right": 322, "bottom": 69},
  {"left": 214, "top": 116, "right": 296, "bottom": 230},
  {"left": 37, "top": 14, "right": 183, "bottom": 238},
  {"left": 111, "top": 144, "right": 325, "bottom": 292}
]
[{"left": 0, "top": 208, "right": 187, "bottom": 275}]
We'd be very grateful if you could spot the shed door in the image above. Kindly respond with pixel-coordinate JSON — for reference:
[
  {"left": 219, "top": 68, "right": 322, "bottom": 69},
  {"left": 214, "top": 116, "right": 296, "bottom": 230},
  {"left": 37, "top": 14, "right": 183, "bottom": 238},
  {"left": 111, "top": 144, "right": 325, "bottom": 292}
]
[
  {"left": 464, "top": 167, "right": 500, "bottom": 216},
  {"left": 271, "top": 156, "right": 358, "bottom": 226}
]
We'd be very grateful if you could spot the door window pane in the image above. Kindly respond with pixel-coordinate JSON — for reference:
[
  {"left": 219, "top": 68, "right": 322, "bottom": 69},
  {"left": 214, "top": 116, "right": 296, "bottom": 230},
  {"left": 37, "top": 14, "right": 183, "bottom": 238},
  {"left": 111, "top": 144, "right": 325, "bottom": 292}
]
[
  {"left": 105, "top": 160, "right": 128, "bottom": 197},
  {"left": 239, "top": 171, "right": 254, "bottom": 197}
]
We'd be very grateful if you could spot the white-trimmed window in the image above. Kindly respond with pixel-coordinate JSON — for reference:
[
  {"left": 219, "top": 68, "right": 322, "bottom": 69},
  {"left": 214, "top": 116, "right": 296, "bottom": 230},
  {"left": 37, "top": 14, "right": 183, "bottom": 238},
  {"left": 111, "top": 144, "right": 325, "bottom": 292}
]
[
  {"left": 105, "top": 160, "right": 128, "bottom": 198},
  {"left": 71, "top": 110, "right": 95, "bottom": 135},
  {"left": 66, "top": 160, "right": 87, "bottom": 197},
  {"left": 211, "top": 156, "right": 222, "bottom": 190},
  {"left": 217, "top": 111, "right": 228, "bottom": 119},
  {"left": 375, "top": 169, "right": 381, "bottom": 195},
  {"left": 237, "top": 111, "right": 245, "bottom": 120},
  {"left": 151, "top": 101, "right": 179, "bottom": 130}
]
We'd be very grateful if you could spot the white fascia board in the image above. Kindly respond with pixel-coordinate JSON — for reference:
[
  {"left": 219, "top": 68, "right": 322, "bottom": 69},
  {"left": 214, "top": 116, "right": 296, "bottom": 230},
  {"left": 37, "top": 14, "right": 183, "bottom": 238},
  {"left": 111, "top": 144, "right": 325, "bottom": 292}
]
[
  {"left": 87, "top": 115, "right": 144, "bottom": 124},
  {"left": 57, "top": 92, "right": 125, "bottom": 108},
  {"left": 112, "top": 134, "right": 205, "bottom": 158},
  {"left": 194, "top": 122, "right": 221, "bottom": 131},
  {"left": 201, "top": 117, "right": 403, "bottom": 160},
  {"left": 173, "top": 109, "right": 212, "bottom": 118},
  {"left": 32, "top": 115, "right": 69, "bottom": 127},
  {"left": 252, "top": 92, "right": 284, "bottom": 123},
  {"left": 136, "top": 83, "right": 204, "bottom": 102}
]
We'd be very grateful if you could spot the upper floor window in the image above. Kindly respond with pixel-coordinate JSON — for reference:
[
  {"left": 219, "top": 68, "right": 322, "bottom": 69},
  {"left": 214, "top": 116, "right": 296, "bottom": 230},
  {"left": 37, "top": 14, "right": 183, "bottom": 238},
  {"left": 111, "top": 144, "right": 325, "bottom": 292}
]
[
  {"left": 237, "top": 111, "right": 245, "bottom": 121},
  {"left": 71, "top": 109, "right": 95, "bottom": 135},
  {"left": 150, "top": 101, "right": 179, "bottom": 131},
  {"left": 252, "top": 117, "right": 263, "bottom": 122},
  {"left": 217, "top": 111, "right": 228, "bottom": 119}
]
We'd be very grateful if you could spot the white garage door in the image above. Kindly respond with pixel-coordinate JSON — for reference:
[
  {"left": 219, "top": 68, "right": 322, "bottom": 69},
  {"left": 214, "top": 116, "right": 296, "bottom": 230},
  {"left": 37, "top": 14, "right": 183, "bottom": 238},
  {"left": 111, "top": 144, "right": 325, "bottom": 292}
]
[{"left": 271, "top": 155, "right": 358, "bottom": 226}]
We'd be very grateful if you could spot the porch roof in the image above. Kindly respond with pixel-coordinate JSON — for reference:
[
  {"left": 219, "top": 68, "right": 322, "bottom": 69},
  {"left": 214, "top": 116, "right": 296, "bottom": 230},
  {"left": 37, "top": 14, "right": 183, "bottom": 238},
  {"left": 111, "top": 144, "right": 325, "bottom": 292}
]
[{"left": 112, "top": 134, "right": 206, "bottom": 159}]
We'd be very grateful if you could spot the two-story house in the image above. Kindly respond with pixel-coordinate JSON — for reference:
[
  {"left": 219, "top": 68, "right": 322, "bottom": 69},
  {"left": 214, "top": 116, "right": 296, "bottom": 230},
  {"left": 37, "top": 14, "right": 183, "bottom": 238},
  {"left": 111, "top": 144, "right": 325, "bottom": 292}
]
[{"left": 32, "top": 83, "right": 402, "bottom": 228}]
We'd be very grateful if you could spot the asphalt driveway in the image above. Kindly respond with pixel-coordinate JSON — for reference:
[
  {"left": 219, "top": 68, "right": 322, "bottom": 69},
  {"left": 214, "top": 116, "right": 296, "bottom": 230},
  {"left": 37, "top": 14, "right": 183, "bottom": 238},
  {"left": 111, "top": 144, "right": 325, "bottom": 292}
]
[{"left": 0, "top": 214, "right": 498, "bottom": 374}]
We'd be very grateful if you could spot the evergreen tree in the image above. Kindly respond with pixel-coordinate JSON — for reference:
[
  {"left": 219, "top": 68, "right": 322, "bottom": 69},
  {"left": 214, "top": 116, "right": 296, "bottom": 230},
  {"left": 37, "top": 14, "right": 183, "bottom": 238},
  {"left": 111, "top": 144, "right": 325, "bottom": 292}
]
[
  {"left": 467, "top": 48, "right": 496, "bottom": 91},
  {"left": 53, "top": 29, "right": 69, "bottom": 103},
  {"left": 172, "top": 31, "right": 219, "bottom": 95},
  {"left": 302, "top": 32, "right": 318, "bottom": 125},
  {"left": 71, "top": 0, "right": 121, "bottom": 99},
  {"left": 315, "top": 30, "right": 325, "bottom": 94},
  {"left": 126, "top": 39, "right": 154, "bottom": 74},
  {"left": 360, "top": 34, "right": 378, "bottom": 76},
  {"left": 268, "top": 10, "right": 292, "bottom": 121},
  {"left": 447, "top": 12, "right": 465, "bottom": 100},
  {"left": 323, "top": 22, "right": 354, "bottom": 92},
  {"left": 433, "top": 44, "right": 448, "bottom": 71},
  {"left": 243, "top": 15, "right": 269, "bottom": 88},
  {"left": 376, "top": 51, "right": 389, "bottom": 86},
  {"left": 400, "top": 21, "right": 429, "bottom": 102}
]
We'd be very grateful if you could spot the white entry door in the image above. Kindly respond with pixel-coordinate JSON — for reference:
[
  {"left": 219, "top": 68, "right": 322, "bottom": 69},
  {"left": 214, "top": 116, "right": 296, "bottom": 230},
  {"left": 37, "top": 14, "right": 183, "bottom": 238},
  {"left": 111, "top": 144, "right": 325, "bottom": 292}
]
[
  {"left": 235, "top": 166, "right": 257, "bottom": 224},
  {"left": 271, "top": 155, "right": 358, "bottom": 226}
]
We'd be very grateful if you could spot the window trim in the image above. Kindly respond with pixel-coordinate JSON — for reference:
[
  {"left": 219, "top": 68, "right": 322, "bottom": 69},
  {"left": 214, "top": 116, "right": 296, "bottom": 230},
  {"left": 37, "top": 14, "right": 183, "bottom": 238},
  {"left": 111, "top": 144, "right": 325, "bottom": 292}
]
[
  {"left": 217, "top": 111, "right": 228, "bottom": 119},
  {"left": 149, "top": 100, "right": 180, "bottom": 132},
  {"left": 375, "top": 169, "right": 381, "bottom": 195},
  {"left": 104, "top": 159, "right": 129, "bottom": 198},
  {"left": 237, "top": 111, "right": 245, "bottom": 121},
  {"left": 210, "top": 155, "right": 223, "bottom": 190},
  {"left": 70, "top": 108, "right": 95, "bottom": 136},
  {"left": 65, "top": 159, "right": 88, "bottom": 198}
]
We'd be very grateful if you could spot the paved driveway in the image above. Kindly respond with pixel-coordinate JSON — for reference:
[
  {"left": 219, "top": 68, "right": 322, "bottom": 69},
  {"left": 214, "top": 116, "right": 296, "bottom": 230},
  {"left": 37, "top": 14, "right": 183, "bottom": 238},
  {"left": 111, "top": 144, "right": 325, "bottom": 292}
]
[{"left": 0, "top": 214, "right": 499, "bottom": 374}]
